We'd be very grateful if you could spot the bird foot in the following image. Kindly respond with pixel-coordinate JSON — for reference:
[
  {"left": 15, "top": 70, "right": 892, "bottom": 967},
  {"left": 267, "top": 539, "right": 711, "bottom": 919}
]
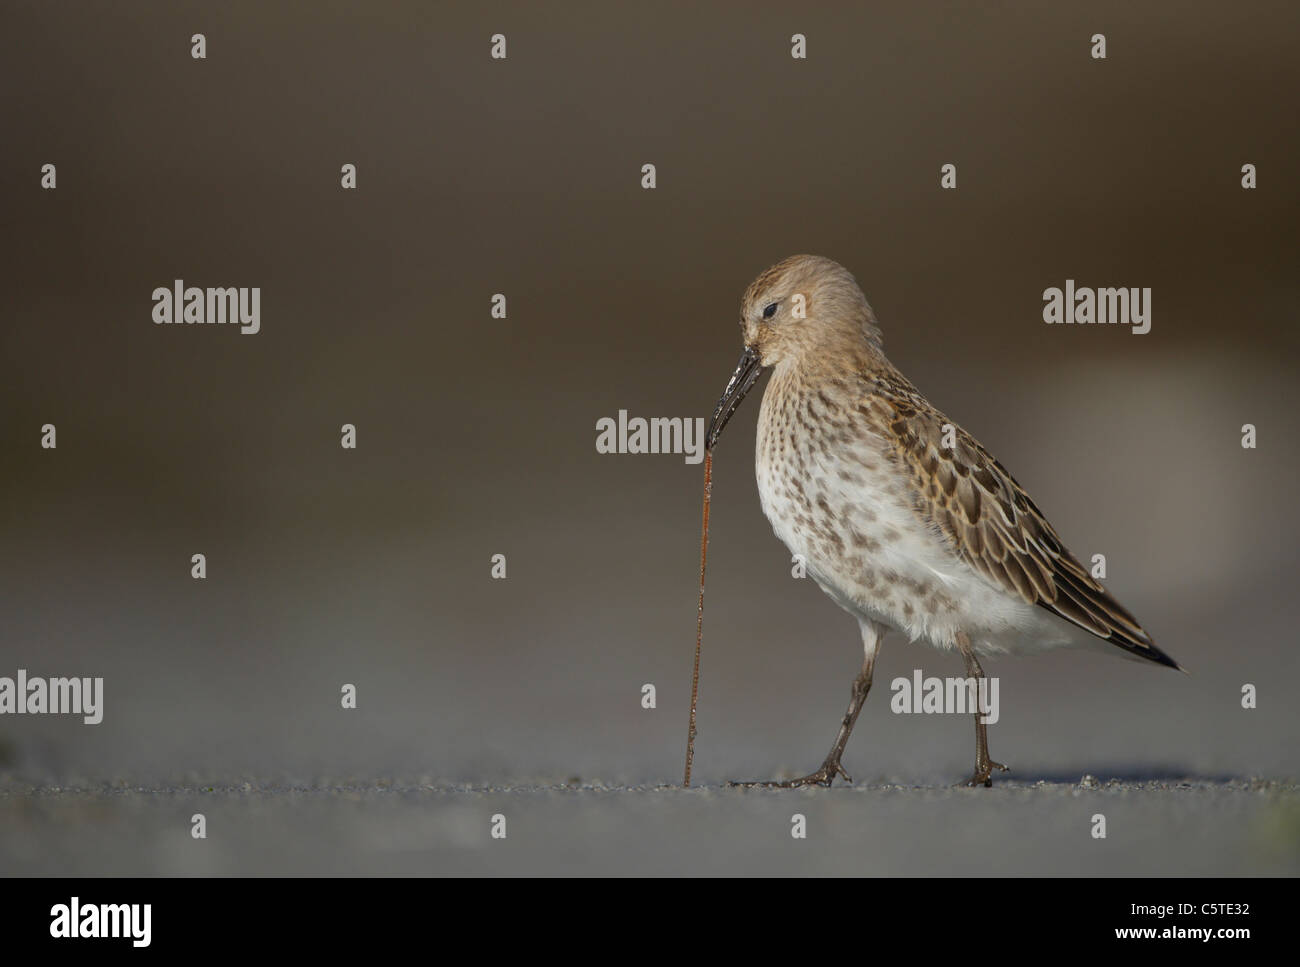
[
  {"left": 960, "top": 760, "right": 1009, "bottom": 788},
  {"left": 729, "top": 761, "right": 851, "bottom": 789}
]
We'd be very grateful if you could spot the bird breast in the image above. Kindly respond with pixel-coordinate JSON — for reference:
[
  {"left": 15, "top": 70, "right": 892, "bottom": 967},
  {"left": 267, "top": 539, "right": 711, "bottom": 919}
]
[{"left": 753, "top": 368, "right": 1069, "bottom": 655}]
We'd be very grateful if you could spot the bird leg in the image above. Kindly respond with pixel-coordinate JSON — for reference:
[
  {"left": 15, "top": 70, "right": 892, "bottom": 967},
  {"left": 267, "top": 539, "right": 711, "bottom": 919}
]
[
  {"left": 732, "top": 625, "right": 882, "bottom": 789},
  {"left": 955, "top": 630, "right": 1008, "bottom": 787}
]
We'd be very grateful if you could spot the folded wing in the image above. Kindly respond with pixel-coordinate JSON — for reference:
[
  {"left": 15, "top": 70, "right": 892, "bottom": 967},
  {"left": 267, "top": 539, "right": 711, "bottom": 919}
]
[{"left": 864, "top": 370, "right": 1180, "bottom": 670}]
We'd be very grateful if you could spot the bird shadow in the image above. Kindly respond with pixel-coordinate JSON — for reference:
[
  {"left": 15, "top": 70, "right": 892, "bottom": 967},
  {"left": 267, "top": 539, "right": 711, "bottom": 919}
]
[{"left": 991, "top": 766, "right": 1254, "bottom": 785}]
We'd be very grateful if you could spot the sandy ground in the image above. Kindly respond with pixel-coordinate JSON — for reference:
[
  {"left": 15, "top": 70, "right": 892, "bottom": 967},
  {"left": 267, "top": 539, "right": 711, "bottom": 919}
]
[{"left": 4, "top": 776, "right": 1297, "bottom": 876}]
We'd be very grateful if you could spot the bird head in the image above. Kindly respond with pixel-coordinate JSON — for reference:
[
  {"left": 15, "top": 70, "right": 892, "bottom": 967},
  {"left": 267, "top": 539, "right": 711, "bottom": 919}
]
[{"left": 706, "top": 254, "right": 881, "bottom": 449}]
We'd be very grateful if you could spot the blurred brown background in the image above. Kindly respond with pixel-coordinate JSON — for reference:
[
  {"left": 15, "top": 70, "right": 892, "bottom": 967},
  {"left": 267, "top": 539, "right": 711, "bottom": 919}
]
[{"left": 1, "top": 0, "right": 1297, "bottom": 801}]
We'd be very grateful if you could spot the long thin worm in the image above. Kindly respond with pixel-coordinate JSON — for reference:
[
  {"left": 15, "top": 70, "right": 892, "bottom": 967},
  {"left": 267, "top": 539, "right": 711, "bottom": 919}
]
[{"left": 684, "top": 449, "right": 713, "bottom": 787}]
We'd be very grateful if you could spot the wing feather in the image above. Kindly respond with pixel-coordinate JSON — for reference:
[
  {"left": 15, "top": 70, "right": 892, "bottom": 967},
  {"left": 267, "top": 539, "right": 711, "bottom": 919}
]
[{"left": 866, "top": 369, "right": 1180, "bottom": 669}]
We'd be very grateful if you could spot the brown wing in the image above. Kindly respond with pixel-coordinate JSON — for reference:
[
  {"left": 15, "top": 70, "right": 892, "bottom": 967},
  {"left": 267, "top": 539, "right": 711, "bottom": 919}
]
[{"left": 867, "top": 370, "right": 1180, "bottom": 669}]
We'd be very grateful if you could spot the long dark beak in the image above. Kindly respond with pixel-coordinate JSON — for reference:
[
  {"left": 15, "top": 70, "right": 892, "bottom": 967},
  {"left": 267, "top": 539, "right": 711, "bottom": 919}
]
[{"left": 706, "top": 346, "right": 766, "bottom": 450}]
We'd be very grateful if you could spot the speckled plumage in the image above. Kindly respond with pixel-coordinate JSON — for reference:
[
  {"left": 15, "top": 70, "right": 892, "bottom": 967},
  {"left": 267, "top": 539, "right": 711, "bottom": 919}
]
[{"left": 707, "top": 254, "right": 1179, "bottom": 787}]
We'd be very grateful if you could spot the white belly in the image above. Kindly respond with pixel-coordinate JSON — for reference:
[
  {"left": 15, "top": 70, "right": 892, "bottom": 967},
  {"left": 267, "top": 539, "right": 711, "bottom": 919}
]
[{"left": 754, "top": 383, "right": 1073, "bottom": 658}]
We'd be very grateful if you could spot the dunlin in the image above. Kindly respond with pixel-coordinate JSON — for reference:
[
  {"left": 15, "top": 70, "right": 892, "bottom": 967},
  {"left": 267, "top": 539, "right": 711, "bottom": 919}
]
[{"left": 706, "top": 255, "right": 1180, "bottom": 787}]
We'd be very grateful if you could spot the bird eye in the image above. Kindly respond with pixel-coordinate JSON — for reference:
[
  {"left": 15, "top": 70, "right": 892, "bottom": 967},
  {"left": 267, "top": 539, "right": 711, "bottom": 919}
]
[{"left": 762, "top": 302, "right": 778, "bottom": 319}]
